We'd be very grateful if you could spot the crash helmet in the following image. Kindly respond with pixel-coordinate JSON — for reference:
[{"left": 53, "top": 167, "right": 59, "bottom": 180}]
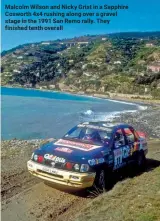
[{"left": 83, "top": 128, "right": 97, "bottom": 140}]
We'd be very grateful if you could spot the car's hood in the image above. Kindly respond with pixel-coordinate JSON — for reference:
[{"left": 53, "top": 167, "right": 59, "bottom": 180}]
[{"left": 34, "top": 139, "right": 107, "bottom": 163}]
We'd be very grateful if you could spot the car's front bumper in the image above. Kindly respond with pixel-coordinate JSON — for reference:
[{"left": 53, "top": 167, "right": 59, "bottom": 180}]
[{"left": 27, "top": 160, "right": 96, "bottom": 189}]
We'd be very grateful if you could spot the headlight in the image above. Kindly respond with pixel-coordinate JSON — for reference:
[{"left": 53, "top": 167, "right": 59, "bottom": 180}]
[
  {"left": 74, "top": 164, "right": 80, "bottom": 171},
  {"left": 80, "top": 164, "right": 89, "bottom": 172},
  {"left": 33, "top": 154, "right": 38, "bottom": 161}
]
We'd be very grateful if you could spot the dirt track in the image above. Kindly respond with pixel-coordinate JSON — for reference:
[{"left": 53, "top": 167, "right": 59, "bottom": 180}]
[
  {"left": 2, "top": 183, "right": 90, "bottom": 221},
  {"left": 1, "top": 140, "right": 90, "bottom": 221},
  {"left": 1, "top": 139, "right": 160, "bottom": 221}
]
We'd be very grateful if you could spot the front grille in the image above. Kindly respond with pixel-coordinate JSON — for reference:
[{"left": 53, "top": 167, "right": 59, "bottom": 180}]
[
  {"left": 45, "top": 161, "right": 65, "bottom": 169},
  {"left": 33, "top": 159, "right": 65, "bottom": 169}
]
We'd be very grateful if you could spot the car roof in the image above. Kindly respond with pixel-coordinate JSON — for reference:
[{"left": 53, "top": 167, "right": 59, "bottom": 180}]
[{"left": 79, "top": 121, "right": 133, "bottom": 130}]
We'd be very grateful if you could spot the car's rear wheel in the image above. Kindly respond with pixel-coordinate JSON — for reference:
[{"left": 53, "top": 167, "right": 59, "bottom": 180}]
[{"left": 136, "top": 151, "right": 146, "bottom": 171}]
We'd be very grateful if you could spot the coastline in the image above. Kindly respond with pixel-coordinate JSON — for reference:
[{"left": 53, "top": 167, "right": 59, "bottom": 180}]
[{"left": 2, "top": 85, "right": 160, "bottom": 106}]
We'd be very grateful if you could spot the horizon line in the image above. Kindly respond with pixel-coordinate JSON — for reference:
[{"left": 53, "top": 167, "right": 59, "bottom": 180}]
[{"left": 2, "top": 30, "right": 160, "bottom": 52}]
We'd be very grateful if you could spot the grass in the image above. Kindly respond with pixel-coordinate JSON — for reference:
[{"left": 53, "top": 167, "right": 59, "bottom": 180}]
[
  {"left": 75, "top": 141, "right": 160, "bottom": 221},
  {"left": 76, "top": 167, "right": 160, "bottom": 221}
]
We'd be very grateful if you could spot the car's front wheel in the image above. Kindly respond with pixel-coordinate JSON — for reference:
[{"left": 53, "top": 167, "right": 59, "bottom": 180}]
[
  {"left": 93, "top": 167, "right": 112, "bottom": 192},
  {"left": 95, "top": 169, "right": 106, "bottom": 191}
]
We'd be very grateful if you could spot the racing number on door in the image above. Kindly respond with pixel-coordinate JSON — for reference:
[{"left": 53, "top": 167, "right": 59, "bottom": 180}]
[{"left": 114, "top": 148, "right": 122, "bottom": 169}]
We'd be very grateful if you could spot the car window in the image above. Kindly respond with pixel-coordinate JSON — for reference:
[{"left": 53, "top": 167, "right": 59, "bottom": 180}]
[
  {"left": 114, "top": 129, "right": 125, "bottom": 148},
  {"left": 64, "top": 126, "right": 112, "bottom": 144},
  {"left": 98, "top": 130, "right": 111, "bottom": 140},
  {"left": 65, "top": 127, "right": 82, "bottom": 139},
  {"left": 124, "top": 128, "right": 135, "bottom": 143}
]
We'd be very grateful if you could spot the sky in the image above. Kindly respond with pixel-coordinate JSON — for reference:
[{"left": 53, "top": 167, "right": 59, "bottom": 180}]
[{"left": 1, "top": 0, "right": 160, "bottom": 51}]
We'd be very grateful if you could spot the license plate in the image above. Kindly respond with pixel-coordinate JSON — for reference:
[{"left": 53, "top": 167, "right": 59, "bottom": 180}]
[
  {"left": 50, "top": 169, "right": 58, "bottom": 174},
  {"left": 42, "top": 166, "right": 58, "bottom": 175}
]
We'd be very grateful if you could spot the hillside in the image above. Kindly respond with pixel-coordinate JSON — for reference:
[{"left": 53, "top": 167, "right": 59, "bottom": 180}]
[{"left": 1, "top": 32, "right": 160, "bottom": 98}]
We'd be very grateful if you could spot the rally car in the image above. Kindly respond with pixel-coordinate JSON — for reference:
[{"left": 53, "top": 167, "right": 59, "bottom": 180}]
[{"left": 27, "top": 122, "right": 148, "bottom": 190}]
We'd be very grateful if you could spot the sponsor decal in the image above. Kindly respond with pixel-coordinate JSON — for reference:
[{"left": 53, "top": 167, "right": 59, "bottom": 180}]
[
  {"left": 44, "top": 154, "right": 56, "bottom": 161},
  {"left": 101, "top": 150, "right": 110, "bottom": 156},
  {"left": 114, "top": 148, "right": 122, "bottom": 157},
  {"left": 114, "top": 145, "right": 133, "bottom": 169},
  {"left": 51, "top": 162, "right": 56, "bottom": 167},
  {"left": 114, "top": 148, "right": 123, "bottom": 169},
  {"left": 88, "top": 159, "right": 96, "bottom": 166},
  {"left": 44, "top": 154, "right": 66, "bottom": 163},
  {"left": 88, "top": 158, "right": 105, "bottom": 166},
  {"left": 122, "top": 146, "right": 130, "bottom": 158},
  {"left": 108, "top": 154, "right": 114, "bottom": 164},
  {"left": 99, "top": 158, "right": 105, "bottom": 163},
  {"left": 55, "top": 156, "right": 66, "bottom": 163},
  {"left": 55, "top": 139, "right": 101, "bottom": 151},
  {"left": 55, "top": 147, "right": 73, "bottom": 153}
]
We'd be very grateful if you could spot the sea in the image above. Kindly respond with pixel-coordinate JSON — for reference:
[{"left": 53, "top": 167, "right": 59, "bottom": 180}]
[{"left": 1, "top": 87, "right": 143, "bottom": 140}]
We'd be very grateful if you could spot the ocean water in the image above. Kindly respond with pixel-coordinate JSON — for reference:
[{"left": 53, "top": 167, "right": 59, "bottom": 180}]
[{"left": 1, "top": 87, "right": 140, "bottom": 140}]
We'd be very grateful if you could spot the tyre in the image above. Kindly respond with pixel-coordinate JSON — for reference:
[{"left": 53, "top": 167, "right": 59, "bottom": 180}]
[
  {"left": 136, "top": 152, "right": 146, "bottom": 171},
  {"left": 93, "top": 167, "right": 112, "bottom": 192},
  {"left": 95, "top": 169, "right": 106, "bottom": 191}
]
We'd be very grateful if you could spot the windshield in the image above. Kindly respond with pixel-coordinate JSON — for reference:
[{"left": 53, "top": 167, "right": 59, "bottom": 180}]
[{"left": 64, "top": 125, "right": 112, "bottom": 145}]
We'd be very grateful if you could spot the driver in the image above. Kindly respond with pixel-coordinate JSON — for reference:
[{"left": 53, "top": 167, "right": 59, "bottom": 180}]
[
  {"left": 115, "top": 131, "right": 124, "bottom": 145},
  {"left": 115, "top": 132, "right": 121, "bottom": 141},
  {"left": 82, "top": 128, "right": 101, "bottom": 142}
]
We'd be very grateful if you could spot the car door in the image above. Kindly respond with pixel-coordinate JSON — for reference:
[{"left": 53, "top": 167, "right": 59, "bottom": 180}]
[{"left": 113, "top": 128, "right": 127, "bottom": 170}]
